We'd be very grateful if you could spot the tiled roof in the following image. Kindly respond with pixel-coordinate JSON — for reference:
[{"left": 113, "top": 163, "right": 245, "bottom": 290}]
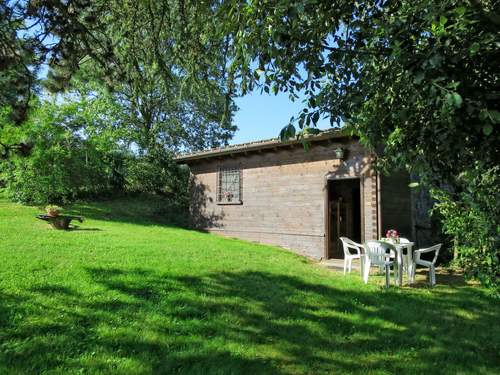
[{"left": 175, "top": 129, "right": 348, "bottom": 162}]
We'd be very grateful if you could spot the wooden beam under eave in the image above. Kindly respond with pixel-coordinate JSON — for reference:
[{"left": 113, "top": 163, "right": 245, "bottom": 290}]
[{"left": 337, "top": 137, "right": 351, "bottom": 145}]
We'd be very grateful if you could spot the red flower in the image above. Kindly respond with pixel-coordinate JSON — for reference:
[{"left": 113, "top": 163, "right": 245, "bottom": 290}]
[{"left": 386, "top": 229, "right": 399, "bottom": 239}]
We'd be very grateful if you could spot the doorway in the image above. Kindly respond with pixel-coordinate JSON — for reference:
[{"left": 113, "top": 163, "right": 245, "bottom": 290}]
[{"left": 327, "top": 178, "right": 362, "bottom": 259}]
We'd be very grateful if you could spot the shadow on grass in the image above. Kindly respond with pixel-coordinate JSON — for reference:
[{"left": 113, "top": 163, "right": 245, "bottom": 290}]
[
  {"left": 57, "top": 188, "right": 222, "bottom": 232},
  {"left": 64, "top": 203, "right": 183, "bottom": 228},
  {"left": 67, "top": 226, "right": 103, "bottom": 232},
  {"left": 29, "top": 284, "right": 82, "bottom": 296},
  {"left": 31, "top": 194, "right": 191, "bottom": 230},
  {"left": 0, "top": 269, "right": 498, "bottom": 374},
  {"left": 409, "top": 268, "right": 469, "bottom": 288}
]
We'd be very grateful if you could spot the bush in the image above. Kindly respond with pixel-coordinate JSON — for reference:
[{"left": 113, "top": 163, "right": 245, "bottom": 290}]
[
  {"left": 0, "top": 101, "right": 191, "bottom": 206},
  {"left": 1, "top": 145, "right": 127, "bottom": 205},
  {"left": 125, "top": 150, "right": 190, "bottom": 202},
  {"left": 433, "top": 164, "right": 500, "bottom": 295},
  {"left": 0, "top": 102, "right": 128, "bottom": 204}
]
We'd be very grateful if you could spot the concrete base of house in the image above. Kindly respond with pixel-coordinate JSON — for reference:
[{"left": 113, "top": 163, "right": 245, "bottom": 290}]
[{"left": 319, "top": 258, "right": 361, "bottom": 271}]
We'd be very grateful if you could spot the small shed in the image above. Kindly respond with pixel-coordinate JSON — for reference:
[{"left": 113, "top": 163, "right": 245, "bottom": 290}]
[{"left": 176, "top": 130, "right": 417, "bottom": 260}]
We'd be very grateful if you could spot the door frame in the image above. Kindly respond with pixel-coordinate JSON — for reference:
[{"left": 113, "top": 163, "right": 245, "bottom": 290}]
[{"left": 324, "top": 175, "right": 364, "bottom": 259}]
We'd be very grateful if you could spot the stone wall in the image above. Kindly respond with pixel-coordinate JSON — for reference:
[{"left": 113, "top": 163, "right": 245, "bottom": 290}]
[
  {"left": 380, "top": 171, "right": 413, "bottom": 239},
  {"left": 185, "top": 139, "right": 378, "bottom": 260}
]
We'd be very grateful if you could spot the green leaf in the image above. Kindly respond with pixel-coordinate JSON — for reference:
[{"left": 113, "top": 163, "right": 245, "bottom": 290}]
[
  {"left": 469, "top": 42, "right": 480, "bottom": 55},
  {"left": 446, "top": 93, "right": 453, "bottom": 106},
  {"left": 312, "top": 112, "right": 320, "bottom": 125},
  {"left": 279, "top": 124, "right": 296, "bottom": 141},
  {"left": 439, "top": 16, "right": 448, "bottom": 26},
  {"left": 487, "top": 110, "right": 500, "bottom": 124},
  {"left": 447, "top": 92, "right": 463, "bottom": 108},
  {"left": 298, "top": 116, "right": 305, "bottom": 128},
  {"left": 453, "top": 93, "right": 463, "bottom": 108},
  {"left": 414, "top": 72, "right": 425, "bottom": 84},
  {"left": 483, "top": 124, "right": 493, "bottom": 136},
  {"left": 429, "top": 54, "right": 442, "bottom": 68},
  {"left": 455, "top": 6, "right": 466, "bottom": 16}
]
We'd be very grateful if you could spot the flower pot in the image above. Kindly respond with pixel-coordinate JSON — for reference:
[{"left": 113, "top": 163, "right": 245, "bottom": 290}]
[{"left": 46, "top": 209, "right": 60, "bottom": 217}]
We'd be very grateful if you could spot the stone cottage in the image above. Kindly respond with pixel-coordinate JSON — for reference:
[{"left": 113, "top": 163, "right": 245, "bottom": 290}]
[{"left": 176, "top": 130, "right": 427, "bottom": 260}]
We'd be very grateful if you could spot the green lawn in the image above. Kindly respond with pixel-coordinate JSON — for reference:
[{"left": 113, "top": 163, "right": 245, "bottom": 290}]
[{"left": 0, "top": 196, "right": 498, "bottom": 374}]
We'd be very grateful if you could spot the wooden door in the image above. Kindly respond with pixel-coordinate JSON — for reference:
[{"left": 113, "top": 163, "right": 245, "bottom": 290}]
[{"left": 329, "top": 198, "right": 353, "bottom": 258}]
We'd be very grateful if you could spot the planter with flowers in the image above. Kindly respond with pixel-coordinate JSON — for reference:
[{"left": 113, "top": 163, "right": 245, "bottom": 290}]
[
  {"left": 223, "top": 191, "right": 234, "bottom": 202},
  {"left": 46, "top": 205, "right": 62, "bottom": 217},
  {"left": 383, "top": 229, "right": 400, "bottom": 244},
  {"left": 36, "top": 205, "right": 84, "bottom": 230}
]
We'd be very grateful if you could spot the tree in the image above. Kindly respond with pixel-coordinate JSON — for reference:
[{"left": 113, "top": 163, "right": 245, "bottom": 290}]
[
  {"left": 215, "top": 0, "right": 499, "bottom": 291},
  {"left": 0, "top": 92, "right": 128, "bottom": 204},
  {"left": 1, "top": 0, "right": 108, "bottom": 158},
  {"left": 2, "top": 0, "right": 236, "bottom": 204},
  {"left": 94, "top": 0, "right": 236, "bottom": 154},
  {"left": 2, "top": 0, "right": 236, "bottom": 155}
]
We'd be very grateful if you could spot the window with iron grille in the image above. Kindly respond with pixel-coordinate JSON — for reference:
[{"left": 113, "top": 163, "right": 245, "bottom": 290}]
[{"left": 217, "top": 167, "right": 242, "bottom": 204}]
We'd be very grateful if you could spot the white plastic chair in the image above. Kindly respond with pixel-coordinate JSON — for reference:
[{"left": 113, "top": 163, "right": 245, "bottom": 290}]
[
  {"left": 411, "top": 244, "right": 442, "bottom": 286},
  {"left": 364, "top": 240, "right": 398, "bottom": 288},
  {"left": 340, "top": 237, "right": 364, "bottom": 276}
]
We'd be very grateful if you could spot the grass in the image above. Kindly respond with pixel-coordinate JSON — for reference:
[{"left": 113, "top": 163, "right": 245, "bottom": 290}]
[{"left": 0, "top": 195, "right": 499, "bottom": 374}]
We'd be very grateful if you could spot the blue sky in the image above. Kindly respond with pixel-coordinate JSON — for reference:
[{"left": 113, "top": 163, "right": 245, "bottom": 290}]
[{"left": 231, "top": 92, "right": 331, "bottom": 145}]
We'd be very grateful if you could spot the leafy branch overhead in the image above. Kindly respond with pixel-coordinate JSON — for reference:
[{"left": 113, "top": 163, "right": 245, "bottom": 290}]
[{"left": 220, "top": 1, "right": 499, "bottom": 178}]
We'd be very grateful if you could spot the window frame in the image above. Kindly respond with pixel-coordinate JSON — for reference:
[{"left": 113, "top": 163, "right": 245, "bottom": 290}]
[{"left": 216, "top": 166, "right": 243, "bottom": 205}]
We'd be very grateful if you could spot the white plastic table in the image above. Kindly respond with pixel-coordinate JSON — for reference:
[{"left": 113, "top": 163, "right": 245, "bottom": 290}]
[
  {"left": 393, "top": 242, "right": 414, "bottom": 286},
  {"left": 379, "top": 239, "right": 414, "bottom": 286}
]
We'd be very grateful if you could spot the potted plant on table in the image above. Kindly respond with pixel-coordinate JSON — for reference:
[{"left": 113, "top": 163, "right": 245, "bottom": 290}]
[{"left": 385, "top": 229, "right": 400, "bottom": 244}]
